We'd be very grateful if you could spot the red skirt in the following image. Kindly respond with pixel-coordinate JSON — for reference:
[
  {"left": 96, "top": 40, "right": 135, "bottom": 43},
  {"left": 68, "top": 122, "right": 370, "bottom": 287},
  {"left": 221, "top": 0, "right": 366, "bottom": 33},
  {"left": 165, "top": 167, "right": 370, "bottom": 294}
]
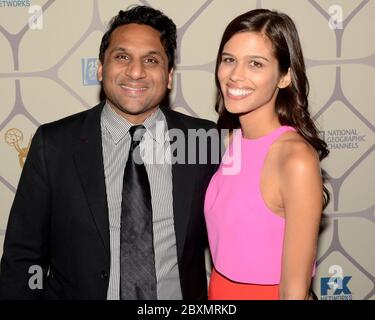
[{"left": 208, "top": 267, "right": 280, "bottom": 300}]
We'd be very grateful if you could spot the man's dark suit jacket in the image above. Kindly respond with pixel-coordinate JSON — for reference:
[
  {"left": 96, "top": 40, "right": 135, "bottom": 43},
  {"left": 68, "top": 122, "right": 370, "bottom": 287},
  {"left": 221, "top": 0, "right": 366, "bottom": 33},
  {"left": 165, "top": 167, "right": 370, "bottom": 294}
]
[{"left": 0, "top": 102, "right": 220, "bottom": 300}]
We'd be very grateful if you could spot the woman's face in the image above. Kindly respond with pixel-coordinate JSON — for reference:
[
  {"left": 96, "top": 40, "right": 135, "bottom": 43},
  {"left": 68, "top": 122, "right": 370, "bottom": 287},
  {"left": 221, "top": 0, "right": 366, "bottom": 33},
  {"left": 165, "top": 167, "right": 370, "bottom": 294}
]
[{"left": 218, "top": 31, "right": 290, "bottom": 117}]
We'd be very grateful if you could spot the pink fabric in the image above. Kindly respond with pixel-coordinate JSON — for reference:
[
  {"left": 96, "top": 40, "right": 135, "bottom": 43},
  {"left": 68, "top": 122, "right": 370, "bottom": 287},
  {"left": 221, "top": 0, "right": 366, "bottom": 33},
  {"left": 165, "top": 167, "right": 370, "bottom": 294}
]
[{"left": 204, "top": 126, "right": 297, "bottom": 284}]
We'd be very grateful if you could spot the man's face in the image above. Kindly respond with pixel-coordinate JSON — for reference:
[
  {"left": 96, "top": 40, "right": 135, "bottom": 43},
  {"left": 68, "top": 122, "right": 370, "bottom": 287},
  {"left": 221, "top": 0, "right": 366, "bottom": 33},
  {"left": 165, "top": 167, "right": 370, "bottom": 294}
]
[{"left": 98, "top": 23, "right": 173, "bottom": 124}]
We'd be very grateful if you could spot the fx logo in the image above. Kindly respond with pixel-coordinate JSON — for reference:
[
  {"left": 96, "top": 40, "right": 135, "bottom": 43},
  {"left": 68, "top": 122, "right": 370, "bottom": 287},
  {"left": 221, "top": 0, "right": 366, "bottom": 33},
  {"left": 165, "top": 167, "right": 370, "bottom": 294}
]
[{"left": 321, "top": 265, "right": 352, "bottom": 296}]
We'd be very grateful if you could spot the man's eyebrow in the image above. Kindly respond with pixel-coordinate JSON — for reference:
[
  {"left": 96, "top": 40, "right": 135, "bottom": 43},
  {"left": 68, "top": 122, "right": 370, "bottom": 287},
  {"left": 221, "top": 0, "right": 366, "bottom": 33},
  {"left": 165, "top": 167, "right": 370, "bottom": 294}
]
[
  {"left": 109, "top": 47, "right": 127, "bottom": 53},
  {"left": 146, "top": 50, "right": 163, "bottom": 56},
  {"left": 109, "top": 47, "right": 164, "bottom": 56}
]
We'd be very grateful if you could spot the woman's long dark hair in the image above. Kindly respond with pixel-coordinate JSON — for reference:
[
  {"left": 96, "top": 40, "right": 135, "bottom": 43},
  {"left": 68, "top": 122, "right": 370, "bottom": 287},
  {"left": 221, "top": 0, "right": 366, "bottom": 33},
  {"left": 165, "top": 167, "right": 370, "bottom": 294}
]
[{"left": 215, "top": 9, "right": 330, "bottom": 208}]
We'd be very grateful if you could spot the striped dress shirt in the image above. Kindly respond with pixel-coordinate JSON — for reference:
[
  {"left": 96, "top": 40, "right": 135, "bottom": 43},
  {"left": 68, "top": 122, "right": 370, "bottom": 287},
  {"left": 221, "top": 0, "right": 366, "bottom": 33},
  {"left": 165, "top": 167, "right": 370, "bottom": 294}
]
[{"left": 101, "top": 103, "right": 182, "bottom": 300}]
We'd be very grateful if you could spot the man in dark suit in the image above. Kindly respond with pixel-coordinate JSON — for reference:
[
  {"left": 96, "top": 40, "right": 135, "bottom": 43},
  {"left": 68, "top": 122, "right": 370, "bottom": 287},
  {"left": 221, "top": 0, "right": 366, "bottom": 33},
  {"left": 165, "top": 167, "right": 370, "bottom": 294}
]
[{"left": 0, "top": 6, "right": 219, "bottom": 300}]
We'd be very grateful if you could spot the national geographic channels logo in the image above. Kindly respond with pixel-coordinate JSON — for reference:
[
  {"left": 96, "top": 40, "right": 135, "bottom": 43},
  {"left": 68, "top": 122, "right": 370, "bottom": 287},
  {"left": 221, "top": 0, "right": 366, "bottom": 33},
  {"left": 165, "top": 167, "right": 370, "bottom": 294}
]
[{"left": 320, "top": 128, "right": 366, "bottom": 150}]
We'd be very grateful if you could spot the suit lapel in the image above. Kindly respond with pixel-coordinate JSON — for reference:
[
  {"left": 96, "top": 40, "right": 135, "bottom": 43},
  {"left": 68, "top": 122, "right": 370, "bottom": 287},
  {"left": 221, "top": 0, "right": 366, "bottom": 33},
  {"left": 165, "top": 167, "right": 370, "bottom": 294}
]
[
  {"left": 73, "top": 103, "right": 110, "bottom": 255},
  {"left": 161, "top": 107, "right": 197, "bottom": 262}
]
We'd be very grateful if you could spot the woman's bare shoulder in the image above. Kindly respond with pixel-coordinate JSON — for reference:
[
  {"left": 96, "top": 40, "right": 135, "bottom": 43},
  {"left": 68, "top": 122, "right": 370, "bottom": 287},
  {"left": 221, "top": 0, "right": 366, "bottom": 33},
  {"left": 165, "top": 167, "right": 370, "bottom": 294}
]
[{"left": 272, "top": 131, "right": 320, "bottom": 174}]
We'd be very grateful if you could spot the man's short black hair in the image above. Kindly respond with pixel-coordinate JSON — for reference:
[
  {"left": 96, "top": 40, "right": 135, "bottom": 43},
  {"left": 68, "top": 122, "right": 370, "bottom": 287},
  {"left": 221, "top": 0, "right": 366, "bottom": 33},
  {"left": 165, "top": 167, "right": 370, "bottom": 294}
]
[{"left": 99, "top": 5, "right": 177, "bottom": 71}]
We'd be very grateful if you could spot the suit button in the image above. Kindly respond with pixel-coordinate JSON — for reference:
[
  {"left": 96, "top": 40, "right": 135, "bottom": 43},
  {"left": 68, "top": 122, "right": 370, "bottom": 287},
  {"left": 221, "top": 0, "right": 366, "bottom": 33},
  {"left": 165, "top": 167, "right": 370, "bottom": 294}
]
[{"left": 101, "top": 271, "right": 108, "bottom": 280}]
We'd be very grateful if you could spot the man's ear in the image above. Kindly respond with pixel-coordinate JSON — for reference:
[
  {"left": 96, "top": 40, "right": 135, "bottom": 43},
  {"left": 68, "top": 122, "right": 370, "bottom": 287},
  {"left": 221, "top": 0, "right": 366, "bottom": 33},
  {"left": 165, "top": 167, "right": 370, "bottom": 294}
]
[
  {"left": 167, "top": 68, "right": 174, "bottom": 90},
  {"left": 278, "top": 67, "right": 292, "bottom": 89},
  {"left": 97, "top": 60, "right": 103, "bottom": 82}
]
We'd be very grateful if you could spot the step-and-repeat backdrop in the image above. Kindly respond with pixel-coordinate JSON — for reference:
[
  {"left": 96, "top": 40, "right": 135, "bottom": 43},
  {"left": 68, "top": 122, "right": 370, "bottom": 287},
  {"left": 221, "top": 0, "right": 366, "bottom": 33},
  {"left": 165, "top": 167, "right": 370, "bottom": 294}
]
[{"left": 0, "top": 0, "right": 374, "bottom": 300}]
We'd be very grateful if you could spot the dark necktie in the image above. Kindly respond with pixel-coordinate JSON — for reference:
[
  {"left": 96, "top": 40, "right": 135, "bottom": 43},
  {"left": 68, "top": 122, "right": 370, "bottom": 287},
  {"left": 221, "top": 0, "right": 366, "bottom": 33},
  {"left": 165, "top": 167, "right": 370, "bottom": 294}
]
[{"left": 120, "top": 125, "right": 157, "bottom": 300}]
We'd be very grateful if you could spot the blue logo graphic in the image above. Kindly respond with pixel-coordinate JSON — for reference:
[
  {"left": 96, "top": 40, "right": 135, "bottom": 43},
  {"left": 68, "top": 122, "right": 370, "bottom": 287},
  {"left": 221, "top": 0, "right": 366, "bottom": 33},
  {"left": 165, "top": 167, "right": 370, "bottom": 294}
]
[
  {"left": 82, "top": 58, "right": 100, "bottom": 86},
  {"left": 320, "top": 265, "right": 352, "bottom": 300},
  {"left": 321, "top": 276, "right": 352, "bottom": 295}
]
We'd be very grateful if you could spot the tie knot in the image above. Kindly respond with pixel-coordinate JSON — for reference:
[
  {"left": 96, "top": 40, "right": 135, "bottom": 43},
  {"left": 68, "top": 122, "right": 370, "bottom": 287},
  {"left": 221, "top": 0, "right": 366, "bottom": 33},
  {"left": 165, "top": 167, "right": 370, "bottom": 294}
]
[
  {"left": 129, "top": 125, "right": 146, "bottom": 144},
  {"left": 128, "top": 125, "right": 146, "bottom": 152}
]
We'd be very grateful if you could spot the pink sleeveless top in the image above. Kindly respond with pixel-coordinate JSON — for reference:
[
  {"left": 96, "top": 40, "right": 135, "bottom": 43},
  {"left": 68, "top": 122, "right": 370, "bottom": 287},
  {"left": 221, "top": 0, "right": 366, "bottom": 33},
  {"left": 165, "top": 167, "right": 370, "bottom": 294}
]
[{"left": 204, "top": 126, "right": 296, "bottom": 284}]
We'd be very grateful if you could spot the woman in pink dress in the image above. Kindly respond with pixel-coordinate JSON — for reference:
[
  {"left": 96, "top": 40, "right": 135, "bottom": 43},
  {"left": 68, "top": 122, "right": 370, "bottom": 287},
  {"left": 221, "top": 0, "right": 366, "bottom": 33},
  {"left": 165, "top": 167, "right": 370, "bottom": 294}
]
[{"left": 204, "top": 9, "right": 329, "bottom": 300}]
